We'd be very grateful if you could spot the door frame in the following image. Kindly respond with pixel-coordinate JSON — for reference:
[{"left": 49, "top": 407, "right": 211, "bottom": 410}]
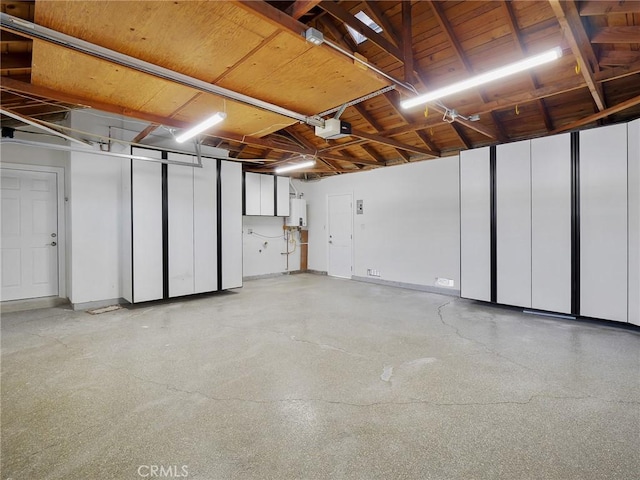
[
  {"left": 326, "top": 192, "right": 353, "bottom": 278},
  {"left": 1, "top": 163, "right": 67, "bottom": 299}
]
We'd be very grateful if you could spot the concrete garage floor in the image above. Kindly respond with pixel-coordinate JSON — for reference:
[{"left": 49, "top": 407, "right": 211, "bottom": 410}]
[{"left": 1, "top": 274, "right": 639, "bottom": 480}]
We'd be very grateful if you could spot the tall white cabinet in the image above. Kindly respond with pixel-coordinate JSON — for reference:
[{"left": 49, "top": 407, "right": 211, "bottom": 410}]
[
  {"left": 496, "top": 140, "right": 531, "bottom": 308},
  {"left": 580, "top": 124, "right": 628, "bottom": 322},
  {"left": 122, "top": 148, "right": 242, "bottom": 304},
  {"left": 530, "top": 134, "right": 572, "bottom": 314},
  {"left": 460, "top": 147, "right": 491, "bottom": 302},
  {"left": 460, "top": 120, "right": 637, "bottom": 324},
  {"left": 629, "top": 119, "right": 640, "bottom": 326}
]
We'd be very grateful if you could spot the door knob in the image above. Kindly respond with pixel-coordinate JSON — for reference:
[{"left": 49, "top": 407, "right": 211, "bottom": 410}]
[
  {"left": 50, "top": 241, "right": 57, "bottom": 246},
  {"left": 51, "top": 233, "right": 57, "bottom": 237},
  {"left": 329, "top": 240, "right": 333, "bottom": 244}
]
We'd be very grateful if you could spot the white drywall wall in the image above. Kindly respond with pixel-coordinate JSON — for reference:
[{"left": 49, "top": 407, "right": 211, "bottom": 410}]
[
  {"left": 295, "top": 157, "right": 460, "bottom": 291},
  {"left": 243, "top": 216, "right": 301, "bottom": 277}
]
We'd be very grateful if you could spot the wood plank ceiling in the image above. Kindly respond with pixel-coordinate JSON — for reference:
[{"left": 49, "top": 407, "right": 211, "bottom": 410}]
[{"left": 1, "top": 0, "right": 639, "bottom": 177}]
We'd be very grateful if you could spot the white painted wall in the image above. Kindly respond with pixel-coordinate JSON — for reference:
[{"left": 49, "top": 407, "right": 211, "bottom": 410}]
[
  {"left": 296, "top": 157, "right": 460, "bottom": 292},
  {"left": 242, "top": 216, "right": 301, "bottom": 277}
]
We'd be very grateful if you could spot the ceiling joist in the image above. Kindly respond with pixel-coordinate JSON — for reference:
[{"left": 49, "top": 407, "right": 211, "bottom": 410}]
[{"left": 549, "top": 0, "right": 606, "bottom": 111}]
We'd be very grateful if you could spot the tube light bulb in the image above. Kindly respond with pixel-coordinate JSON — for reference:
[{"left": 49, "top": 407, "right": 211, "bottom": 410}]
[
  {"left": 275, "top": 159, "right": 316, "bottom": 174},
  {"left": 401, "top": 47, "right": 563, "bottom": 110},
  {"left": 175, "top": 112, "right": 226, "bottom": 143}
]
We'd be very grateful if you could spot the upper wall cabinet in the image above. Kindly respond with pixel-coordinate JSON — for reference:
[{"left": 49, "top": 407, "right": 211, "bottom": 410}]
[{"left": 244, "top": 172, "right": 290, "bottom": 216}]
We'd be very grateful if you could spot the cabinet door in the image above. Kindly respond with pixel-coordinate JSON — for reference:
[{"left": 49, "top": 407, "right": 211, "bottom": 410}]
[
  {"left": 167, "top": 153, "right": 195, "bottom": 297},
  {"left": 628, "top": 119, "right": 640, "bottom": 326},
  {"left": 244, "top": 172, "right": 261, "bottom": 215},
  {"left": 460, "top": 147, "right": 491, "bottom": 301},
  {"left": 580, "top": 124, "right": 628, "bottom": 322},
  {"left": 276, "top": 176, "right": 290, "bottom": 216},
  {"left": 194, "top": 158, "right": 218, "bottom": 294},
  {"left": 131, "top": 152, "right": 163, "bottom": 303},
  {"left": 496, "top": 140, "right": 531, "bottom": 308},
  {"left": 260, "top": 175, "right": 275, "bottom": 216},
  {"left": 221, "top": 161, "right": 243, "bottom": 289},
  {"left": 531, "top": 134, "right": 572, "bottom": 314}
]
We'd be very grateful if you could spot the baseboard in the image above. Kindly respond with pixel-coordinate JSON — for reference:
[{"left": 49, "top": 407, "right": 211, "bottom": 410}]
[
  {"left": 72, "top": 298, "right": 126, "bottom": 311},
  {"left": 243, "top": 272, "right": 292, "bottom": 281},
  {"left": 351, "top": 276, "right": 460, "bottom": 297},
  {"left": 306, "top": 269, "right": 328, "bottom": 276},
  {"left": 1, "top": 296, "right": 70, "bottom": 313}
]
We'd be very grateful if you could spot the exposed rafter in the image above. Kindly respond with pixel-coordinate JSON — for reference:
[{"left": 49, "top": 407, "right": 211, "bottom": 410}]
[
  {"left": 353, "top": 103, "right": 409, "bottom": 161},
  {"left": 429, "top": 0, "right": 508, "bottom": 142},
  {"left": 579, "top": 1, "right": 640, "bottom": 16},
  {"left": 549, "top": 0, "right": 606, "bottom": 111},
  {"left": 502, "top": 0, "right": 554, "bottom": 132},
  {"left": 551, "top": 93, "right": 640, "bottom": 134},
  {"left": 285, "top": 0, "right": 322, "bottom": 20},
  {"left": 401, "top": 1, "right": 414, "bottom": 85},
  {"left": 318, "top": 0, "right": 404, "bottom": 61},
  {"left": 363, "top": 1, "right": 402, "bottom": 48}
]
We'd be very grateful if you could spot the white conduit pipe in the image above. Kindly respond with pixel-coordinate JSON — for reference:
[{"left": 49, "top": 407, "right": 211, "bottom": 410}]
[{"left": 1, "top": 138, "right": 206, "bottom": 168}]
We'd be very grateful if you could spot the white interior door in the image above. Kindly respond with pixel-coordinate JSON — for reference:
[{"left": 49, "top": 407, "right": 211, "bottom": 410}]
[
  {"left": 328, "top": 193, "right": 352, "bottom": 278},
  {"left": 1, "top": 168, "right": 58, "bottom": 301}
]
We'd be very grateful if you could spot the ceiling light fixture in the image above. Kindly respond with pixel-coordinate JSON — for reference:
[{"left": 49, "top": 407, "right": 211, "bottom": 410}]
[
  {"left": 175, "top": 112, "right": 226, "bottom": 143},
  {"left": 401, "top": 47, "right": 563, "bottom": 110},
  {"left": 275, "top": 159, "right": 316, "bottom": 174}
]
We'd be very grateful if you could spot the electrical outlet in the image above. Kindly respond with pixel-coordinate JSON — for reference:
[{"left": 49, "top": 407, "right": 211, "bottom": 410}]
[{"left": 435, "top": 277, "right": 454, "bottom": 287}]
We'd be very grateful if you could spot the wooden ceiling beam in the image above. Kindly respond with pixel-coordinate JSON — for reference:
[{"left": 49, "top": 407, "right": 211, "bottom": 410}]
[
  {"left": 451, "top": 123, "right": 471, "bottom": 150},
  {"left": 384, "top": 91, "right": 441, "bottom": 154},
  {"left": 428, "top": 1, "right": 508, "bottom": 142},
  {"left": 591, "top": 26, "right": 640, "bottom": 43},
  {"left": 359, "top": 143, "right": 385, "bottom": 163},
  {"left": 502, "top": 0, "right": 554, "bottom": 132},
  {"left": 549, "top": 0, "right": 606, "bottom": 111},
  {"left": 401, "top": 1, "right": 414, "bottom": 84},
  {"left": 316, "top": 15, "right": 357, "bottom": 51},
  {"left": 579, "top": 1, "right": 640, "bottom": 15},
  {"left": 599, "top": 50, "right": 640, "bottom": 67},
  {"left": 551, "top": 93, "right": 640, "bottom": 134},
  {"left": 133, "top": 124, "right": 160, "bottom": 143},
  {"left": 318, "top": 1, "right": 404, "bottom": 61},
  {"left": 414, "top": 130, "right": 438, "bottom": 153},
  {"left": 351, "top": 129, "right": 439, "bottom": 157},
  {"left": 353, "top": 103, "right": 414, "bottom": 162},
  {"left": 285, "top": 0, "right": 322, "bottom": 20},
  {"left": 363, "top": 1, "right": 402, "bottom": 48},
  {"left": 595, "top": 60, "right": 640, "bottom": 82}
]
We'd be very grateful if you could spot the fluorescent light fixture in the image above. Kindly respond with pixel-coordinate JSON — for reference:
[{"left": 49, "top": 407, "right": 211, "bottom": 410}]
[
  {"left": 401, "top": 47, "right": 563, "bottom": 109},
  {"left": 275, "top": 159, "right": 316, "bottom": 174},
  {"left": 175, "top": 112, "right": 226, "bottom": 143}
]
